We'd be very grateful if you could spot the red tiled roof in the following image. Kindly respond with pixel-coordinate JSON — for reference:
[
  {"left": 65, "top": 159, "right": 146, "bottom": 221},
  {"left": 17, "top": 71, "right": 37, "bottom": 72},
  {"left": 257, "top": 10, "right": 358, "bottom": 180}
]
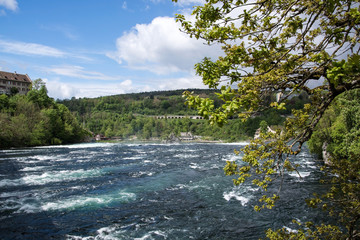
[{"left": 0, "top": 71, "right": 32, "bottom": 83}]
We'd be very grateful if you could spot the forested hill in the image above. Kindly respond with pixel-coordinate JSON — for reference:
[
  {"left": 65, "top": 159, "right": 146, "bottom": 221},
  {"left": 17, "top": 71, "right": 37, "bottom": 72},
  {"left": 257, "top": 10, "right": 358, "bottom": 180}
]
[
  {"left": 58, "top": 89, "right": 221, "bottom": 116},
  {"left": 57, "top": 89, "right": 309, "bottom": 142}
]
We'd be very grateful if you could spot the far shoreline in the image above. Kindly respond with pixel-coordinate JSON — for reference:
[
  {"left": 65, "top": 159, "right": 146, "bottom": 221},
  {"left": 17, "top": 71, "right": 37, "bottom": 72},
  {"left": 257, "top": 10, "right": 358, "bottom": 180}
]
[
  {"left": 0, "top": 137, "right": 251, "bottom": 151},
  {"left": 92, "top": 137, "right": 250, "bottom": 145}
]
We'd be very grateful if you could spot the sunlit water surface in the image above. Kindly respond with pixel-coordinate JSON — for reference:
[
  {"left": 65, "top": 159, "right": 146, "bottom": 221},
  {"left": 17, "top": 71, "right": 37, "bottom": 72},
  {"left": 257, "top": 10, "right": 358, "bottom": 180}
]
[{"left": 0, "top": 142, "right": 326, "bottom": 239}]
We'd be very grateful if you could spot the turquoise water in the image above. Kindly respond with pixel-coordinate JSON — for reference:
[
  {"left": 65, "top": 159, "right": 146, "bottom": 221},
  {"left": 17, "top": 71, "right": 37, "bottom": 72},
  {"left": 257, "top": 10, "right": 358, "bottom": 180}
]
[{"left": 0, "top": 142, "right": 326, "bottom": 239}]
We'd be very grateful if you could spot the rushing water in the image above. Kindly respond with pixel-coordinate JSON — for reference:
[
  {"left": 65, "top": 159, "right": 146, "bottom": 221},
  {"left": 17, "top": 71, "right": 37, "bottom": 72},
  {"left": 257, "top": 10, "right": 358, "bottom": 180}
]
[{"left": 0, "top": 142, "right": 327, "bottom": 239}]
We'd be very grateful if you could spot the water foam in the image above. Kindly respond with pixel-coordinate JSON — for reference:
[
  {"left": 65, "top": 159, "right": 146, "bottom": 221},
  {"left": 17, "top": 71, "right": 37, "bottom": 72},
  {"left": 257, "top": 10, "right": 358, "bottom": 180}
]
[
  {"left": 36, "top": 142, "right": 117, "bottom": 149},
  {"left": 0, "top": 190, "right": 33, "bottom": 198},
  {"left": 223, "top": 192, "right": 249, "bottom": 206},
  {"left": 1, "top": 193, "right": 43, "bottom": 214},
  {"left": 174, "top": 153, "right": 199, "bottom": 158},
  {"left": 42, "top": 190, "right": 136, "bottom": 211},
  {"left": 283, "top": 226, "right": 298, "bottom": 233},
  {"left": 131, "top": 171, "right": 155, "bottom": 178},
  {"left": 0, "top": 168, "right": 103, "bottom": 187},
  {"left": 223, "top": 187, "right": 254, "bottom": 206},
  {"left": 67, "top": 224, "right": 128, "bottom": 240},
  {"left": 189, "top": 163, "right": 201, "bottom": 169},
  {"left": 288, "top": 171, "right": 311, "bottom": 178},
  {"left": 17, "top": 203, "right": 39, "bottom": 213},
  {"left": 16, "top": 155, "right": 55, "bottom": 163},
  {"left": 20, "top": 166, "right": 46, "bottom": 172},
  {"left": 134, "top": 230, "right": 168, "bottom": 240},
  {"left": 222, "top": 153, "right": 243, "bottom": 162},
  {"left": 217, "top": 142, "right": 249, "bottom": 146}
]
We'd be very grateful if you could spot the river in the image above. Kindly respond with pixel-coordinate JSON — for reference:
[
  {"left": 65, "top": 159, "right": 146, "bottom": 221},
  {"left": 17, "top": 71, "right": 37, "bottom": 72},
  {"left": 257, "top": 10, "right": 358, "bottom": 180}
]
[{"left": 0, "top": 142, "right": 327, "bottom": 239}]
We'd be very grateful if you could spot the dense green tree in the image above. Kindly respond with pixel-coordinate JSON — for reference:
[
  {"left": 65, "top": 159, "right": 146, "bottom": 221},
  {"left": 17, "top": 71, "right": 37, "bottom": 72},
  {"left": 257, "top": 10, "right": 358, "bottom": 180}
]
[
  {"left": 10, "top": 87, "right": 19, "bottom": 96},
  {"left": 0, "top": 94, "right": 9, "bottom": 111},
  {"left": 0, "top": 82, "right": 89, "bottom": 148},
  {"left": 27, "top": 84, "right": 53, "bottom": 108},
  {"left": 173, "top": 0, "right": 360, "bottom": 238},
  {"left": 259, "top": 120, "right": 268, "bottom": 134}
]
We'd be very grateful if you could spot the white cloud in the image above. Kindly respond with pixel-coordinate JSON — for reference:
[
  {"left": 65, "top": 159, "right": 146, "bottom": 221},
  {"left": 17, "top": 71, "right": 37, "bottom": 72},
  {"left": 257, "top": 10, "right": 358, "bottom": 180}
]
[
  {"left": 45, "top": 65, "right": 122, "bottom": 81},
  {"left": 119, "top": 79, "right": 132, "bottom": 88},
  {"left": 0, "top": 0, "right": 18, "bottom": 11},
  {"left": 0, "top": 39, "right": 65, "bottom": 57},
  {"left": 0, "top": 39, "right": 93, "bottom": 61},
  {"left": 45, "top": 74, "right": 206, "bottom": 100},
  {"left": 45, "top": 78, "right": 148, "bottom": 99},
  {"left": 157, "top": 75, "right": 206, "bottom": 90},
  {"left": 107, "top": 16, "right": 222, "bottom": 75},
  {"left": 43, "top": 79, "right": 78, "bottom": 100}
]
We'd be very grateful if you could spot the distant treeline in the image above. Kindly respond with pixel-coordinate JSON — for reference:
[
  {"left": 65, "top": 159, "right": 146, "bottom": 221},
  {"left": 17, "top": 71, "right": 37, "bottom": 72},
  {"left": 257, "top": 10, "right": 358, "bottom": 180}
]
[
  {"left": 58, "top": 89, "right": 310, "bottom": 141},
  {"left": 59, "top": 89, "right": 221, "bottom": 116}
]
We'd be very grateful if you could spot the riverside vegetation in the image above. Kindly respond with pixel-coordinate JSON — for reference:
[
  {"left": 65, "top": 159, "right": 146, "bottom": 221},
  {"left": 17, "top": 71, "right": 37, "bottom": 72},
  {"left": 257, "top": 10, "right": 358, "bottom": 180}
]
[
  {"left": 1, "top": 85, "right": 309, "bottom": 148},
  {"left": 0, "top": 82, "right": 89, "bottom": 148}
]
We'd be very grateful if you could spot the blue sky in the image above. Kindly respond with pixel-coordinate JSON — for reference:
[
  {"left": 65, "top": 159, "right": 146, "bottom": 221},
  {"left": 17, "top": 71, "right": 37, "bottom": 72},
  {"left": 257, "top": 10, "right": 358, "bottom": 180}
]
[{"left": 0, "top": 0, "right": 221, "bottom": 99}]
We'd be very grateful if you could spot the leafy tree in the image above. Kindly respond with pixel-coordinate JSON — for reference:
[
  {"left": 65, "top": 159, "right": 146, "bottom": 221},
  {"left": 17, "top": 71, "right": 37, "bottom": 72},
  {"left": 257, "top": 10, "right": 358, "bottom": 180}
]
[
  {"left": 173, "top": 0, "right": 360, "bottom": 238},
  {"left": 27, "top": 84, "right": 53, "bottom": 109},
  {"left": 0, "top": 94, "right": 9, "bottom": 111},
  {"left": 161, "top": 100, "right": 171, "bottom": 110},
  {"left": 105, "top": 127, "right": 114, "bottom": 138},
  {"left": 0, "top": 83, "right": 88, "bottom": 148},
  {"left": 259, "top": 120, "right": 268, "bottom": 134}
]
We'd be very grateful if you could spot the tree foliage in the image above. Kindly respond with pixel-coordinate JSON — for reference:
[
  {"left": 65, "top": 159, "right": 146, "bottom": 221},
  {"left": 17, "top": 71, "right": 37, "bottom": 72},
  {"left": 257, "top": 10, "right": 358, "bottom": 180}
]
[
  {"left": 173, "top": 0, "right": 360, "bottom": 238},
  {"left": 0, "top": 81, "right": 89, "bottom": 148},
  {"left": 265, "top": 90, "right": 360, "bottom": 239},
  {"left": 304, "top": 90, "right": 360, "bottom": 239}
]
